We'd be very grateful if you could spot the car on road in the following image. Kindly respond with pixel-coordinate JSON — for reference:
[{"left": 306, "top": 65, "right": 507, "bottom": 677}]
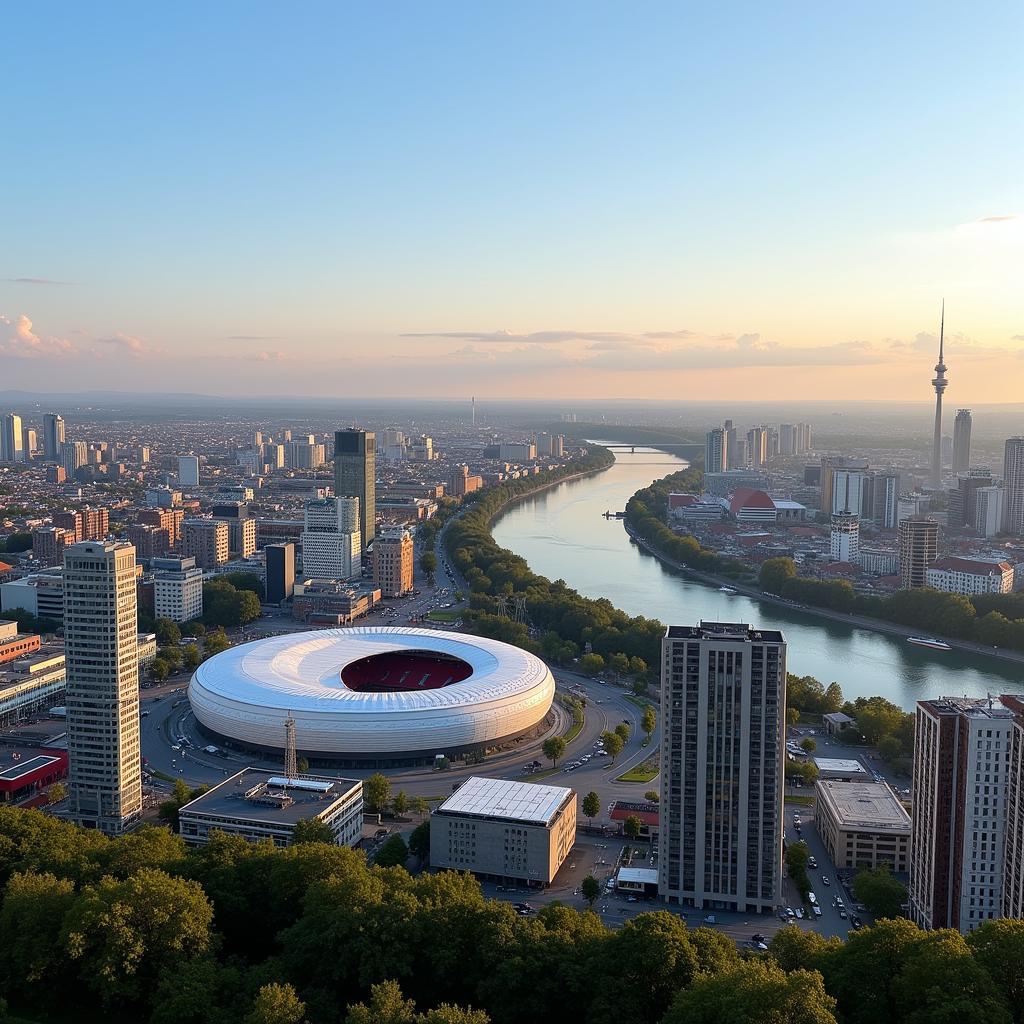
[
  {"left": 795, "top": 908, "right": 804, "bottom": 919},
  {"left": 822, "top": 876, "right": 831, "bottom": 886},
  {"left": 808, "top": 892, "right": 818, "bottom": 905},
  {"left": 812, "top": 906, "right": 822, "bottom": 917},
  {"left": 839, "top": 908, "right": 848, "bottom": 919},
  {"left": 807, "top": 856, "right": 817, "bottom": 869}
]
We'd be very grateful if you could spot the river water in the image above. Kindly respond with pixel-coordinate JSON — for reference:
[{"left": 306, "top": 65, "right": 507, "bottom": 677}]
[{"left": 492, "top": 448, "right": 1022, "bottom": 709}]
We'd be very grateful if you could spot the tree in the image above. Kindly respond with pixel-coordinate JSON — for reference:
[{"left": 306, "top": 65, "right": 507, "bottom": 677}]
[
  {"left": 853, "top": 864, "right": 907, "bottom": 919},
  {"left": 601, "top": 731, "right": 624, "bottom": 763},
  {"left": 291, "top": 818, "right": 335, "bottom": 845},
  {"left": 609, "top": 652, "right": 630, "bottom": 676},
  {"left": 662, "top": 960, "right": 838, "bottom": 1024},
  {"left": 222, "top": 572, "right": 263, "bottom": 598},
  {"left": 759, "top": 557, "right": 797, "bottom": 594},
  {"left": 421, "top": 550, "right": 438, "bottom": 583},
  {"left": 644, "top": 790, "right": 659, "bottom": 803},
  {"left": 154, "top": 617, "right": 182, "bottom": 645},
  {"left": 181, "top": 643, "right": 202, "bottom": 672},
  {"left": 411, "top": 795, "right": 431, "bottom": 817},
  {"left": 768, "top": 925, "right": 842, "bottom": 973},
  {"left": 632, "top": 678, "right": 649, "bottom": 696},
  {"left": 581, "top": 875, "right": 600, "bottom": 907},
  {"left": 364, "top": 772, "right": 392, "bottom": 813},
  {"left": 158, "top": 779, "right": 208, "bottom": 831},
  {"left": 787, "top": 707, "right": 800, "bottom": 726},
  {"left": 579, "top": 652, "right": 604, "bottom": 675},
  {"left": 246, "top": 982, "right": 307, "bottom": 1024},
  {"left": 409, "top": 821, "right": 430, "bottom": 861},
  {"left": 46, "top": 781, "right": 68, "bottom": 805},
  {"left": 623, "top": 815, "right": 642, "bottom": 840},
  {"left": 374, "top": 834, "right": 409, "bottom": 868},
  {"left": 800, "top": 737, "right": 817, "bottom": 753},
  {"left": 967, "top": 920, "right": 1024, "bottom": 1022},
  {"left": 542, "top": 736, "right": 567, "bottom": 767},
  {"left": 203, "top": 629, "right": 231, "bottom": 658},
  {"left": 614, "top": 722, "right": 631, "bottom": 743},
  {"left": 581, "top": 791, "right": 600, "bottom": 825},
  {"left": 149, "top": 659, "right": 170, "bottom": 682},
  {"left": 641, "top": 705, "right": 656, "bottom": 741},
  {"left": 786, "top": 841, "right": 811, "bottom": 897},
  {"left": 296, "top": 757, "right": 310, "bottom": 774},
  {"left": 345, "top": 981, "right": 489, "bottom": 1024},
  {"left": 393, "top": 790, "right": 410, "bottom": 817}
]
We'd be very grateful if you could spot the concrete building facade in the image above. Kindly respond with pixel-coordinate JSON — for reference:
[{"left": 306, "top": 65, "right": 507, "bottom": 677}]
[
  {"left": 898, "top": 516, "right": 938, "bottom": 589},
  {"left": 815, "top": 779, "right": 911, "bottom": 873},
  {"left": 373, "top": 526, "right": 414, "bottom": 597},
  {"left": 181, "top": 519, "right": 230, "bottom": 569},
  {"left": 153, "top": 555, "right": 204, "bottom": 622},
  {"left": 334, "top": 429, "right": 376, "bottom": 546}
]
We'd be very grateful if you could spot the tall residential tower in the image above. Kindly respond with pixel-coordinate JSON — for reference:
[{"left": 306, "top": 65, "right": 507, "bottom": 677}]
[
  {"left": 952, "top": 409, "right": 972, "bottom": 475},
  {"left": 334, "top": 429, "right": 376, "bottom": 545}
]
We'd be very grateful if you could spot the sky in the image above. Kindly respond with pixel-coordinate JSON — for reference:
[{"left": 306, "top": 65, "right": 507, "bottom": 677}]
[{"left": 2, "top": 2, "right": 1023, "bottom": 402}]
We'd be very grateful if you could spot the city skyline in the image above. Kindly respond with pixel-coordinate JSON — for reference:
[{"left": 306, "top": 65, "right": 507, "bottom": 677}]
[{"left": 3, "top": 4, "right": 1022, "bottom": 401}]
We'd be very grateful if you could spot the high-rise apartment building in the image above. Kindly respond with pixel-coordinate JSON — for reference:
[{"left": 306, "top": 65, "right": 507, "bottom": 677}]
[
  {"left": 43, "top": 413, "right": 65, "bottom": 462},
  {"left": 1, "top": 413, "right": 25, "bottom": 463},
  {"left": 1003, "top": 438, "right": 1024, "bottom": 536},
  {"left": 704, "top": 428, "right": 728, "bottom": 473},
  {"left": 779, "top": 424, "right": 796, "bottom": 457},
  {"left": 54, "top": 507, "right": 109, "bottom": 543},
  {"left": 870, "top": 471, "right": 900, "bottom": 529},
  {"left": 831, "top": 469, "right": 869, "bottom": 517},
  {"left": 948, "top": 469, "right": 994, "bottom": 531},
  {"left": 1001, "top": 696, "right": 1024, "bottom": 920},
  {"left": 126, "top": 523, "right": 173, "bottom": 559},
  {"left": 448, "top": 464, "right": 483, "bottom": 497},
  {"left": 300, "top": 497, "right": 361, "bottom": 580},
  {"left": 373, "top": 526, "right": 414, "bottom": 598},
  {"left": 153, "top": 555, "right": 204, "bottom": 622},
  {"left": 909, "top": 696, "right": 1016, "bottom": 933},
  {"left": 334, "top": 429, "right": 376, "bottom": 545},
  {"left": 138, "top": 506, "right": 185, "bottom": 544},
  {"left": 63, "top": 440, "right": 88, "bottom": 476},
  {"left": 898, "top": 516, "right": 938, "bottom": 589},
  {"left": 974, "top": 486, "right": 1005, "bottom": 539},
  {"left": 178, "top": 455, "right": 200, "bottom": 487},
  {"left": 723, "top": 420, "right": 740, "bottom": 468},
  {"left": 181, "top": 519, "right": 230, "bottom": 569},
  {"left": 952, "top": 410, "right": 972, "bottom": 475},
  {"left": 746, "top": 427, "right": 768, "bottom": 468},
  {"left": 31, "top": 525, "right": 75, "bottom": 566},
  {"left": 830, "top": 513, "right": 860, "bottom": 564},
  {"left": 265, "top": 543, "right": 295, "bottom": 604},
  {"left": 659, "top": 622, "right": 786, "bottom": 913},
  {"left": 63, "top": 540, "right": 142, "bottom": 835}
]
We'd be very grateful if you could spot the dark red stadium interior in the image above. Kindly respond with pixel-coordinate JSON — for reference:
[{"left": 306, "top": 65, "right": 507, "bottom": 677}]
[{"left": 340, "top": 650, "right": 474, "bottom": 692}]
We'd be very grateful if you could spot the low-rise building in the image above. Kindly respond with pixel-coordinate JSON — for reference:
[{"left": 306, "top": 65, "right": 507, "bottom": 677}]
[
  {"left": 813, "top": 757, "right": 869, "bottom": 781},
  {"left": 815, "top": 779, "right": 911, "bottom": 873},
  {"left": 0, "top": 621, "right": 41, "bottom": 664},
  {"left": 430, "top": 776, "right": 577, "bottom": 887},
  {"left": 822, "top": 711, "right": 855, "bottom": 737},
  {"left": 291, "top": 580, "right": 380, "bottom": 624},
  {"left": 0, "top": 645, "right": 67, "bottom": 726},
  {"left": 178, "top": 768, "right": 363, "bottom": 849},
  {"left": 926, "top": 557, "right": 1014, "bottom": 595},
  {"left": 0, "top": 569, "right": 65, "bottom": 624}
]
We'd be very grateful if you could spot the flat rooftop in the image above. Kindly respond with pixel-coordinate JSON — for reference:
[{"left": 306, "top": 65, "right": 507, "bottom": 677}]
[
  {"left": 814, "top": 757, "right": 868, "bottom": 775},
  {"left": 0, "top": 754, "right": 60, "bottom": 782},
  {"left": 437, "top": 776, "right": 573, "bottom": 826},
  {"left": 816, "top": 780, "right": 911, "bottom": 833},
  {"left": 179, "top": 768, "right": 361, "bottom": 827},
  {"left": 617, "top": 867, "right": 659, "bottom": 885},
  {"left": 666, "top": 622, "right": 785, "bottom": 644}
]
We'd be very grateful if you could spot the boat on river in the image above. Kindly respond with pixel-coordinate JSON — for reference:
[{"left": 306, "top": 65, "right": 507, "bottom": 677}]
[{"left": 906, "top": 636, "right": 952, "bottom": 651}]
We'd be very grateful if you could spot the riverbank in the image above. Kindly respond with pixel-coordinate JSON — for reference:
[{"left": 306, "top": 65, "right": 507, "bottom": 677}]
[{"left": 622, "top": 520, "right": 1024, "bottom": 669}]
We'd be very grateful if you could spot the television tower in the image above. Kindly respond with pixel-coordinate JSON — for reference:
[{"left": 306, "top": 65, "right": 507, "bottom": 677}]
[
  {"left": 930, "top": 301, "right": 948, "bottom": 489},
  {"left": 471, "top": 396, "right": 476, "bottom": 427}
]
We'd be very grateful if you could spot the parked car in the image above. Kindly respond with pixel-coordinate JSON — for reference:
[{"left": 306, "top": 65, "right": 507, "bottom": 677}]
[{"left": 822, "top": 876, "right": 831, "bottom": 886}]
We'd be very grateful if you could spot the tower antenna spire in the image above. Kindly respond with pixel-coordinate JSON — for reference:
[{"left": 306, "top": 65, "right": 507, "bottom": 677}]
[{"left": 939, "top": 298, "right": 945, "bottom": 363}]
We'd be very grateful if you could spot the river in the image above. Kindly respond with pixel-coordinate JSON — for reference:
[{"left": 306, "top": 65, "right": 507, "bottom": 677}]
[{"left": 492, "top": 448, "right": 1022, "bottom": 709}]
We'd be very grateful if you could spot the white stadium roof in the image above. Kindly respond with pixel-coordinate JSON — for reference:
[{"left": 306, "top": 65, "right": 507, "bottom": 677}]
[
  {"left": 188, "top": 626, "right": 556, "bottom": 757},
  {"left": 438, "top": 776, "right": 572, "bottom": 825}
]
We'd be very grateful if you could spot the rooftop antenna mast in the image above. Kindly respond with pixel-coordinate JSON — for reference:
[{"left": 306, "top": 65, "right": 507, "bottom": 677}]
[
  {"left": 471, "top": 396, "right": 476, "bottom": 427},
  {"left": 284, "top": 712, "right": 297, "bottom": 782}
]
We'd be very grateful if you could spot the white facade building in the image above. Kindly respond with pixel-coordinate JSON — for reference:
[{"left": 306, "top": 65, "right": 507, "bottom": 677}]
[
  {"left": 300, "top": 496, "right": 361, "bottom": 580},
  {"left": 926, "top": 557, "right": 1014, "bottom": 595},
  {"left": 830, "top": 513, "right": 860, "bottom": 564},
  {"left": 975, "top": 486, "right": 1005, "bottom": 539},
  {"left": 153, "top": 555, "right": 204, "bottom": 622},
  {"left": 178, "top": 455, "right": 200, "bottom": 486}
]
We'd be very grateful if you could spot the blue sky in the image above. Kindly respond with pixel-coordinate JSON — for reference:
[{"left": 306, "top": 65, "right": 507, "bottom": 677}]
[{"left": 3, "top": 2, "right": 1022, "bottom": 399}]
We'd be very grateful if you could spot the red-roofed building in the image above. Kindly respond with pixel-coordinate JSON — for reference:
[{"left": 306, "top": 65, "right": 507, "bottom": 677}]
[
  {"left": 729, "top": 488, "right": 777, "bottom": 522},
  {"left": 0, "top": 750, "right": 68, "bottom": 804},
  {"left": 926, "top": 557, "right": 1014, "bottom": 595},
  {"left": 610, "top": 800, "right": 659, "bottom": 837},
  {"left": 668, "top": 493, "right": 699, "bottom": 509}
]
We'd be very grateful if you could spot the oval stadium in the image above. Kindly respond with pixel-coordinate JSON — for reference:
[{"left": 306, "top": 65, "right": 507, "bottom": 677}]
[{"left": 188, "top": 626, "right": 556, "bottom": 765}]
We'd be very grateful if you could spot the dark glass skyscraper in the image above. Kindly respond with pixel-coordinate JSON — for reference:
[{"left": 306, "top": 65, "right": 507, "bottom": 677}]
[{"left": 333, "top": 429, "right": 375, "bottom": 545}]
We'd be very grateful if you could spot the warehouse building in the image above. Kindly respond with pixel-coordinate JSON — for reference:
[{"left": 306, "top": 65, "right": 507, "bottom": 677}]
[{"left": 430, "top": 776, "right": 576, "bottom": 886}]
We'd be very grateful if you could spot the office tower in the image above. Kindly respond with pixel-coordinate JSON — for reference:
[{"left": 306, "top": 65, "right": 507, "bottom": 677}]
[
  {"left": 43, "top": 413, "right": 66, "bottom": 462},
  {"left": 45, "top": 465, "right": 66, "bottom": 485},
  {"left": 301, "top": 497, "right": 361, "bottom": 579},
  {"left": 659, "top": 622, "right": 786, "bottom": 913},
  {"left": 181, "top": 519, "right": 230, "bottom": 568},
  {"left": 270, "top": 443, "right": 285, "bottom": 469},
  {"left": 236, "top": 448, "right": 262, "bottom": 474},
  {"left": 831, "top": 469, "right": 869, "bottom": 516},
  {"left": 930, "top": 304, "right": 948, "bottom": 488},
  {"left": 23, "top": 428, "right": 37, "bottom": 457},
  {"left": 952, "top": 410, "right": 972, "bottom": 475},
  {"left": 265, "top": 543, "right": 296, "bottom": 603},
  {"left": 704, "top": 428, "right": 728, "bottom": 473},
  {"left": 178, "top": 455, "right": 200, "bottom": 487},
  {"left": 746, "top": 427, "right": 768, "bottom": 468},
  {"left": 797, "top": 422, "right": 812, "bottom": 454},
  {"left": 909, "top": 697, "right": 1015, "bottom": 933},
  {"left": 779, "top": 424, "right": 796, "bottom": 457},
  {"left": 61, "top": 440, "right": 87, "bottom": 476},
  {"left": 373, "top": 526, "right": 414, "bottom": 598},
  {"left": 31, "top": 525, "right": 75, "bottom": 566},
  {"left": 153, "top": 555, "right": 204, "bottom": 622},
  {"left": 551, "top": 434, "right": 565, "bottom": 458},
  {"left": 974, "top": 486, "right": 1005, "bottom": 538},
  {"left": 1, "top": 413, "right": 25, "bottom": 463},
  {"left": 63, "top": 540, "right": 142, "bottom": 835},
  {"left": 211, "top": 500, "right": 256, "bottom": 558},
  {"left": 724, "top": 420, "right": 740, "bottom": 468},
  {"left": 766, "top": 427, "right": 780, "bottom": 459},
  {"left": 948, "top": 469, "right": 994, "bottom": 531},
  {"left": 333, "top": 429, "right": 375, "bottom": 545},
  {"left": 830, "top": 513, "right": 860, "bottom": 564},
  {"left": 871, "top": 471, "right": 900, "bottom": 529},
  {"left": 410, "top": 435, "right": 434, "bottom": 461},
  {"left": 286, "top": 438, "right": 325, "bottom": 470},
  {"left": 898, "top": 516, "right": 938, "bottom": 589},
  {"left": 536, "top": 432, "right": 553, "bottom": 457},
  {"left": 1004, "top": 438, "right": 1024, "bottom": 536}
]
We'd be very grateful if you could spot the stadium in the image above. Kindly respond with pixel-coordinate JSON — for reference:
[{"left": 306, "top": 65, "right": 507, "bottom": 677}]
[{"left": 188, "top": 626, "right": 557, "bottom": 765}]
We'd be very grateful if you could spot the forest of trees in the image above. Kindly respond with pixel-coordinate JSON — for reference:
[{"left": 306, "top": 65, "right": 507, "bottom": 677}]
[{"left": 2, "top": 805, "right": 1024, "bottom": 1024}]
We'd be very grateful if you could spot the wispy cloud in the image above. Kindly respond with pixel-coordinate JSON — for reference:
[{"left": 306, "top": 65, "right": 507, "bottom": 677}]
[
  {"left": 227, "top": 334, "right": 280, "bottom": 341},
  {"left": 254, "top": 350, "right": 285, "bottom": 361},
  {"left": 95, "top": 332, "right": 148, "bottom": 356},
  {"left": 977, "top": 215, "right": 1019, "bottom": 223},
  {"left": 401, "top": 329, "right": 701, "bottom": 345},
  {"left": 3, "top": 277, "right": 72, "bottom": 286}
]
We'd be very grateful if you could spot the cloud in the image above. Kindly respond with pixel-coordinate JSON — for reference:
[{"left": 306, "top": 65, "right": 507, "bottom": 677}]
[
  {"left": 977, "top": 215, "right": 1019, "bottom": 223},
  {"left": 1013, "top": 334, "right": 1024, "bottom": 342},
  {"left": 95, "top": 332, "right": 147, "bottom": 355},
  {"left": 254, "top": 350, "right": 285, "bottom": 361},
  {"left": 227, "top": 334, "right": 280, "bottom": 340},
  {"left": 3, "top": 277, "right": 72, "bottom": 286},
  {"left": 402, "top": 329, "right": 649, "bottom": 345},
  {"left": 0, "top": 313, "right": 74, "bottom": 358}
]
